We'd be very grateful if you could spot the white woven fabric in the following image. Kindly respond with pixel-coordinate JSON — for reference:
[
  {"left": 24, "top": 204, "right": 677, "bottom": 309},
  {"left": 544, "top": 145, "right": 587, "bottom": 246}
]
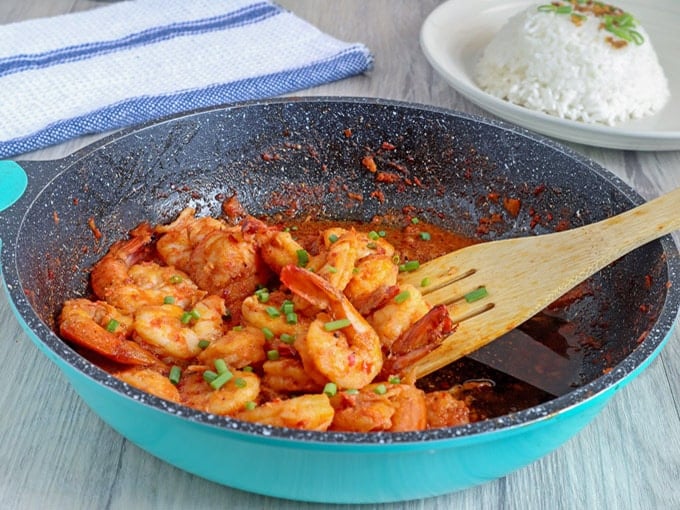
[{"left": 0, "top": 0, "right": 372, "bottom": 157}]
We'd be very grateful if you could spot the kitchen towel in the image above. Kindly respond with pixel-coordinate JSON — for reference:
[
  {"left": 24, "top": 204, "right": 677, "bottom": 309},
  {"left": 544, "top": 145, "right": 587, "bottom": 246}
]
[{"left": 0, "top": 0, "right": 373, "bottom": 158}]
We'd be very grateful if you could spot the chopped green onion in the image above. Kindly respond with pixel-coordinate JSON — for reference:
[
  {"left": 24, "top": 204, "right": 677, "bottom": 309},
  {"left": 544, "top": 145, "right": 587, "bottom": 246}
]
[
  {"left": 345, "top": 388, "right": 359, "bottom": 395},
  {"left": 203, "top": 370, "right": 218, "bottom": 383},
  {"left": 368, "top": 231, "right": 380, "bottom": 240},
  {"left": 280, "top": 333, "right": 296, "bottom": 345},
  {"left": 214, "top": 358, "right": 229, "bottom": 374},
  {"left": 105, "top": 318, "right": 119, "bottom": 333},
  {"left": 366, "top": 242, "right": 378, "bottom": 250},
  {"left": 181, "top": 309, "right": 200, "bottom": 324},
  {"left": 255, "top": 287, "right": 270, "bottom": 303},
  {"left": 265, "top": 306, "right": 281, "bottom": 318},
  {"left": 286, "top": 312, "right": 298, "bottom": 325},
  {"left": 210, "top": 369, "right": 233, "bottom": 390},
  {"left": 198, "top": 339, "right": 210, "bottom": 349},
  {"left": 169, "top": 365, "right": 182, "bottom": 385},
  {"left": 328, "top": 233, "right": 339, "bottom": 243},
  {"left": 421, "top": 277, "right": 431, "bottom": 287},
  {"left": 374, "top": 384, "right": 387, "bottom": 395},
  {"left": 242, "top": 366, "right": 254, "bottom": 372},
  {"left": 262, "top": 327, "right": 275, "bottom": 341},
  {"left": 169, "top": 274, "right": 183, "bottom": 284},
  {"left": 378, "top": 230, "right": 386, "bottom": 237},
  {"left": 323, "top": 382, "right": 338, "bottom": 397},
  {"left": 325, "top": 265, "right": 338, "bottom": 273},
  {"left": 399, "top": 260, "right": 420, "bottom": 272},
  {"left": 411, "top": 217, "right": 420, "bottom": 225},
  {"left": 234, "top": 377, "right": 247, "bottom": 388},
  {"left": 244, "top": 401, "right": 257, "bottom": 411},
  {"left": 388, "top": 376, "right": 401, "bottom": 385},
  {"left": 391, "top": 254, "right": 401, "bottom": 265},
  {"left": 281, "top": 300, "right": 295, "bottom": 314},
  {"left": 296, "top": 249, "right": 310, "bottom": 267},
  {"left": 233, "top": 325, "right": 244, "bottom": 332},
  {"left": 394, "top": 290, "right": 411, "bottom": 304},
  {"left": 419, "top": 232, "right": 431, "bottom": 241},
  {"left": 267, "top": 349, "right": 280, "bottom": 361},
  {"left": 163, "top": 296, "right": 175, "bottom": 305},
  {"left": 323, "top": 318, "right": 351, "bottom": 332},
  {"left": 464, "top": 286, "right": 488, "bottom": 303}
]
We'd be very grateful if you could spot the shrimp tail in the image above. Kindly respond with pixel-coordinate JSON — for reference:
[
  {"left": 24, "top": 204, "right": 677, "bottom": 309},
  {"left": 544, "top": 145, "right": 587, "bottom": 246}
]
[{"left": 381, "top": 304, "right": 455, "bottom": 380}]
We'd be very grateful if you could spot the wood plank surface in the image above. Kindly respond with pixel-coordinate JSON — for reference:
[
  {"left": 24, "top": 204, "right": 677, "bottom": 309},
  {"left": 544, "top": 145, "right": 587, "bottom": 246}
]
[{"left": 1, "top": 1, "right": 679, "bottom": 509}]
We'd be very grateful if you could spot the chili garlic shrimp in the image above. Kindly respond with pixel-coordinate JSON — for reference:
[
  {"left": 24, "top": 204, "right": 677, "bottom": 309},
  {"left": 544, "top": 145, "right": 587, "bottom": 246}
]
[
  {"left": 280, "top": 265, "right": 383, "bottom": 389},
  {"left": 178, "top": 367, "right": 260, "bottom": 416},
  {"left": 59, "top": 298, "right": 161, "bottom": 367},
  {"left": 132, "top": 294, "right": 227, "bottom": 361},
  {"left": 155, "top": 207, "right": 271, "bottom": 308},
  {"left": 368, "top": 283, "right": 430, "bottom": 350},
  {"left": 329, "top": 382, "right": 427, "bottom": 432},
  {"left": 197, "top": 325, "right": 266, "bottom": 369},
  {"left": 112, "top": 366, "right": 181, "bottom": 403},
  {"left": 261, "top": 358, "right": 324, "bottom": 395},
  {"left": 240, "top": 290, "right": 308, "bottom": 339},
  {"left": 235, "top": 393, "right": 334, "bottom": 431}
]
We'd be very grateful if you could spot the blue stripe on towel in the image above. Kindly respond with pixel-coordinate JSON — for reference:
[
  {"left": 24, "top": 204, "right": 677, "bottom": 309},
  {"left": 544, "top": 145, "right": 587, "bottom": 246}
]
[
  {"left": 0, "top": 2, "right": 279, "bottom": 78},
  {"left": 0, "top": 46, "right": 372, "bottom": 158}
]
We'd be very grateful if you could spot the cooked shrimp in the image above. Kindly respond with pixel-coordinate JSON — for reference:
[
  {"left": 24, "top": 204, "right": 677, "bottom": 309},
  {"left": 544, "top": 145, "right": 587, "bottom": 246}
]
[
  {"left": 261, "top": 358, "right": 323, "bottom": 394},
  {"left": 424, "top": 391, "right": 471, "bottom": 429},
  {"left": 235, "top": 393, "right": 334, "bottom": 431},
  {"left": 197, "top": 325, "right": 266, "bottom": 369},
  {"left": 112, "top": 366, "right": 181, "bottom": 403},
  {"left": 240, "top": 290, "right": 307, "bottom": 339},
  {"left": 280, "top": 265, "right": 383, "bottom": 389},
  {"left": 368, "top": 284, "right": 430, "bottom": 349},
  {"left": 259, "top": 229, "right": 306, "bottom": 274},
  {"left": 90, "top": 222, "right": 154, "bottom": 302},
  {"left": 329, "top": 383, "right": 427, "bottom": 432},
  {"left": 178, "top": 368, "right": 260, "bottom": 415},
  {"left": 316, "top": 228, "right": 359, "bottom": 291},
  {"left": 344, "top": 254, "right": 399, "bottom": 306},
  {"left": 132, "top": 295, "right": 226, "bottom": 361},
  {"left": 59, "top": 298, "right": 161, "bottom": 367}
]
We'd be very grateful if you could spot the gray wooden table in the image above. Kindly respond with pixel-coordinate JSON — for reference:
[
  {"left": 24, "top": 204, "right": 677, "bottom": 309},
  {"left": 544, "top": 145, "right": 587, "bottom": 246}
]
[{"left": 1, "top": 1, "right": 679, "bottom": 508}]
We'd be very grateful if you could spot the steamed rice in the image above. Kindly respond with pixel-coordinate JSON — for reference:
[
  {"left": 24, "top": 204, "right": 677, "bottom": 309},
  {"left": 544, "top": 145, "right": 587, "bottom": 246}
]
[{"left": 473, "top": 1, "right": 670, "bottom": 125}]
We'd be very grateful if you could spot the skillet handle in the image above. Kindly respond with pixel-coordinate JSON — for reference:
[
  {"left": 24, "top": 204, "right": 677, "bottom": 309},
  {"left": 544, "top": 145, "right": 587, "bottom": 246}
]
[{"left": 0, "top": 160, "right": 28, "bottom": 213}]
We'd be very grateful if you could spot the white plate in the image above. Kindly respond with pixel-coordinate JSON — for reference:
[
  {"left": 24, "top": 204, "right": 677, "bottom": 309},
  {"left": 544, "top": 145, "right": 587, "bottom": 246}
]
[{"left": 420, "top": 0, "right": 680, "bottom": 151}]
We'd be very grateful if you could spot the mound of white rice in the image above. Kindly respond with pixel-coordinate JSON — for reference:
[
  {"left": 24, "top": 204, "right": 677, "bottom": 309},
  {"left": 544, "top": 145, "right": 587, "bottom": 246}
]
[{"left": 473, "top": 1, "right": 670, "bottom": 125}]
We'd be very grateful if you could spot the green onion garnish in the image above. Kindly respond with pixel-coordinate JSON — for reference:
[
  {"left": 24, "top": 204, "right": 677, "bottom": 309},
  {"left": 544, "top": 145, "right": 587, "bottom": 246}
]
[
  {"left": 163, "top": 296, "right": 175, "bottom": 305},
  {"left": 374, "top": 384, "right": 387, "bottom": 395},
  {"left": 267, "top": 349, "right": 280, "bottom": 361},
  {"left": 214, "top": 358, "right": 229, "bottom": 374},
  {"left": 242, "top": 366, "right": 253, "bottom": 372},
  {"left": 254, "top": 287, "right": 270, "bottom": 303},
  {"left": 210, "top": 369, "right": 233, "bottom": 390},
  {"left": 325, "top": 265, "right": 338, "bottom": 273},
  {"left": 411, "top": 217, "right": 420, "bottom": 225},
  {"left": 265, "top": 306, "right": 281, "bottom": 318},
  {"left": 181, "top": 309, "right": 200, "bottom": 324},
  {"left": 262, "top": 327, "right": 275, "bottom": 341},
  {"left": 399, "top": 260, "right": 420, "bottom": 272},
  {"left": 244, "top": 401, "right": 257, "bottom": 410},
  {"left": 280, "top": 333, "right": 296, "bottom": 345},
  {"left": 203, "top": 370, "right": 218, "bottom": 383},
  {"left": 198, "top": 339, "right": 210, "bottom": 349},
  {"left": 169, "top": 274, "right": 183, "bottom": 284},
  {"left": 286, "top": 312, "right": 298, "bottom": 325},
  {"left": 323, "top": 318, "right": 351, "bottom": 332},
  {"left": 464, "top": 286, "right": 488, "bottom": 303},
  {"left": 323, "top": 382, "right": 338, "bottom": 397},
  {"left": 105, "top": 318, "right": 119, "bottom": 333},
  {"left": 419, "top": 232, "right": 431, "bottom": 241},
  {"left": 388, "top": 376, "right": 401, "bottom": 385},
  {"left": 345, "top": 388, "right": 359, "bottom": 395},
  {"left": 169, "top": 365, "right": 182, "bottom": 385},
  {"left": 368, "top": 231, "right": 380, "bottom": 240},
  {"left": 296, "top": 249, "right": 310, "bottom": 267},
  {"left": 421, "top": 277, "right": 431, "bottom": 287},
  {"left": 234, "top": 377, "right": 247, "bottom": 389},
  {"left": 394, "top": 290, "right": 410, "bottom": 304},
  {"left": 328, "top": 233, "right": 339, "bottom": 243},
  {"left": 281, "top": 300, "right": 295, "bottom": 314}
]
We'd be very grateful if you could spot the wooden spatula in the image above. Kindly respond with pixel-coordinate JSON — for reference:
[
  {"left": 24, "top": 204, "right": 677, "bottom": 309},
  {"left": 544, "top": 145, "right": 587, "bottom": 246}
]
[{"left": 397, "top": 187, "right": 680, "bottom": 381}]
